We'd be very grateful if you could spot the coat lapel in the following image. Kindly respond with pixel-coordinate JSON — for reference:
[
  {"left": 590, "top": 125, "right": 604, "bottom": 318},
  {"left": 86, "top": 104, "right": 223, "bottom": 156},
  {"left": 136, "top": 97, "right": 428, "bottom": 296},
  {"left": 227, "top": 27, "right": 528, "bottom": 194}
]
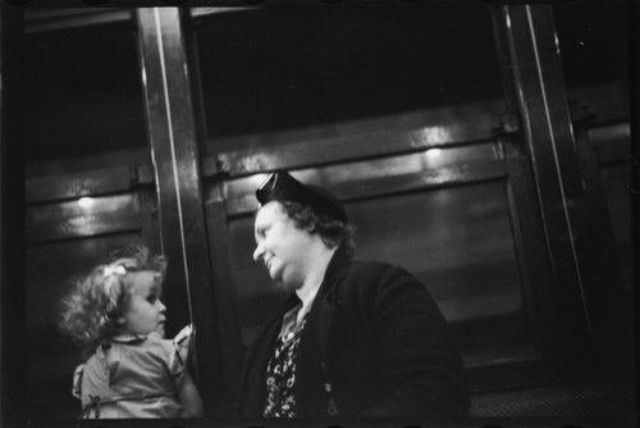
[
  {"left": 241, "top": 245, "right": 353, "bottom": 417},
  {"left": 239, "top": 295, "right": 299, "bottom": 416},
  {"left": 296, "top": 289, "right": 335, "bottom": 416},
  {"left": 296, "top": 245, "right": 351, "bottom": 415}
]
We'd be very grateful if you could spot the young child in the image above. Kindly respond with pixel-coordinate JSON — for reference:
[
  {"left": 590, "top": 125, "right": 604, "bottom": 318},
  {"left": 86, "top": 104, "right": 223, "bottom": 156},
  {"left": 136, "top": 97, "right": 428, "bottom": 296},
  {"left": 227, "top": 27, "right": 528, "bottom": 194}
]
[{"left": 58, "top": 245, "right": 204, "bottom": 418}]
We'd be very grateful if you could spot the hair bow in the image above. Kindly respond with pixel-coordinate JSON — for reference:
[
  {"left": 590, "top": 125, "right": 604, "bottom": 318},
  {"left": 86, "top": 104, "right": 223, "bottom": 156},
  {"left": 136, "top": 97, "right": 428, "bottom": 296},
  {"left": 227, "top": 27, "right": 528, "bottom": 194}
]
[
  {"left": 103, "top": 264, "right": 127, "bottom": 297},
  {"left": 104, "top": 264, "right": 127, "bottom": 277}
]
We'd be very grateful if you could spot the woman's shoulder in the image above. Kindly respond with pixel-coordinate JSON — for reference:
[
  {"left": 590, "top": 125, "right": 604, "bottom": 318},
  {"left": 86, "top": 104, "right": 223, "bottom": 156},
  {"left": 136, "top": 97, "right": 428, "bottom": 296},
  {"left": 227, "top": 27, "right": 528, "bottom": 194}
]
[
  {"left": 338, "top": 259, "right": 423, "bottom": 305},
  {"left": 347, "top": 259, "right": 412, "bottom": 282}
]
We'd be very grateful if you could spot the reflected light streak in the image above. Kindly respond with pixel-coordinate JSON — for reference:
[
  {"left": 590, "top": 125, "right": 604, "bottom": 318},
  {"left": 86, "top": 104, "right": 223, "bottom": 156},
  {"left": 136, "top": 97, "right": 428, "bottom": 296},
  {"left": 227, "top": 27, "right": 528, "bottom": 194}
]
[
  {"left": 141, "top": 66, "right": 147, "bottom": 87},
  {"left": 423, "top": 148, "right": 446, "bottom": 169},
  {"left": 78, "top": 197, "right": 95, "bottom": 209},
  {"left": 69, "top": 214, "right": 101, "bottom": 236},
  {"left": 425, "top": 148, "right": 442, "bottom": 161},
  {"left": 554, "top": 33, "right": 561, "bottom": 55},
  {"left": 418, "top": 126, "right": 452, "bottom": 145}
]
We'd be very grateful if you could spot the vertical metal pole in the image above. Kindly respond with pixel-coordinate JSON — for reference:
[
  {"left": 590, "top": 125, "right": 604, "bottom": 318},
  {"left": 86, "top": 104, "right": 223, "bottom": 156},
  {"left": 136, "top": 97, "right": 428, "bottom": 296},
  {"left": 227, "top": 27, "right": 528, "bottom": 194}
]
[
  {"left": 1, "top": 6, "right": 5, "bottom": 426},
  {"left": 136, "top": 7, "right": 218, "bottom": 413},
  {"left": 491, "top": 5, "right": 594, "bottom": 356}
]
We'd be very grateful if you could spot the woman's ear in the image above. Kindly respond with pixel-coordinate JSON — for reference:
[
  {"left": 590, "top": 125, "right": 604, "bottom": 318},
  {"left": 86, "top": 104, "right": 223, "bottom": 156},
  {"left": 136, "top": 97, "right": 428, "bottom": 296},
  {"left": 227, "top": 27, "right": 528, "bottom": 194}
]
[{"left": 303, "top": 222, "right": 317, "bottom": 235}]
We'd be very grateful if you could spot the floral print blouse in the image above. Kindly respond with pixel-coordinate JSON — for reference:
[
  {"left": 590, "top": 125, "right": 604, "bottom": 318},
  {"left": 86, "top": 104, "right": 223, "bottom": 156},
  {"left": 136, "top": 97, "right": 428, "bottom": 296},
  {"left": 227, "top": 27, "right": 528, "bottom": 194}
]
[{"left": 263, "top": 306, "right": 308, "bottom": 418}]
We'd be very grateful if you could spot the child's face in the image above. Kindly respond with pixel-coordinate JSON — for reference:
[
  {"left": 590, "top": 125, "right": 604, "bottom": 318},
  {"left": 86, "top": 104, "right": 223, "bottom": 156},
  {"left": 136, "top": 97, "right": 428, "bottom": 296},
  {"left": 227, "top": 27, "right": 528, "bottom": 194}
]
[{"left": 122, "top": 271, "right": 167, "bottom": 337}]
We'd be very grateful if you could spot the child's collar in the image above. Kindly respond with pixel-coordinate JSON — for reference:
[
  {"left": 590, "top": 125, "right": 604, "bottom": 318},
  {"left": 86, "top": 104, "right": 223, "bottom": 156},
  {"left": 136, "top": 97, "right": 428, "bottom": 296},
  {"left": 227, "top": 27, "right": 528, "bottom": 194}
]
[{"left": 110, "top": 332, "right": 150, "bottom": 344}]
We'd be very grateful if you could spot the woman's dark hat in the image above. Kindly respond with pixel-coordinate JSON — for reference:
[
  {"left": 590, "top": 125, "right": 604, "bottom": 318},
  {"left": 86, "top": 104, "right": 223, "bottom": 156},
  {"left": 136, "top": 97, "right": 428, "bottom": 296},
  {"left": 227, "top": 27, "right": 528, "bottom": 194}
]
[{"left": 256, "top": 172, "right": 348, "bottom": 223}]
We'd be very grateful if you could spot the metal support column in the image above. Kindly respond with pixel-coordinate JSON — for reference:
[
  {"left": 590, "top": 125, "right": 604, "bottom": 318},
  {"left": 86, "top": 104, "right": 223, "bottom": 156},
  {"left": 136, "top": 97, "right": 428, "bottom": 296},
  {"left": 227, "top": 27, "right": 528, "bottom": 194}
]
[
  {"left": 491, "top": 5, "right": 595, "bottom": 361},
  {"left": 136, "top": 7, "right": 218, "bottom": 413}
]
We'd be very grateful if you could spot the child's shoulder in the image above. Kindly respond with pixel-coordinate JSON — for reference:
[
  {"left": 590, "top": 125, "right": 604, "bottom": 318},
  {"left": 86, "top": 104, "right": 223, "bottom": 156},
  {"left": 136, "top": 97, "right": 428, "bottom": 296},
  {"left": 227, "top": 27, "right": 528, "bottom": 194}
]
[
  {"left": 142, "top": 328, "right": 193, "bottom": 376},
  {"left": 108, "top": 332, "right": 173, "bottom": 358},
  {"left": 146, "top": 332, "right": 185, "bottom": 357},
  {"left": 109, "top": 326, "right": 193, "bottom": 360}
]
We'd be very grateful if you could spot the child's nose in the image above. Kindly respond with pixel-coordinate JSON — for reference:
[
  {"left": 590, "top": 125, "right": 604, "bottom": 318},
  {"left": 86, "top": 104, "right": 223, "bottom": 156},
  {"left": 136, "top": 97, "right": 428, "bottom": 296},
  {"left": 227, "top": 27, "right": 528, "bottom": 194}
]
[{"left": 157, "top": 300, "right": 166, "bottom": 313}]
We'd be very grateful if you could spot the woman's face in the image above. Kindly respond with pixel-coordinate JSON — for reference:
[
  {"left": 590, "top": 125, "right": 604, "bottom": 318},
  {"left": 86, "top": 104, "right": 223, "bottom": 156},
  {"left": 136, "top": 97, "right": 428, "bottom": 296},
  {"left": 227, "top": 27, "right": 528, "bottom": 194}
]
[
  {"left": 122, "top": 271, "right": 167, "bottom": 337},
  {"left": 252, "top": 201, "right": 317, "bottom": 291}
]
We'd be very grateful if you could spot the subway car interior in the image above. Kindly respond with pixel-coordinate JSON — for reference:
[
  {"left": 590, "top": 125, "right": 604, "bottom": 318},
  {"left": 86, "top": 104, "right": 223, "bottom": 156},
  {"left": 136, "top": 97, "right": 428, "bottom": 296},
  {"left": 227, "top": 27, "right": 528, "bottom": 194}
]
[{"left": 0, "top": 1, "right": 636, "bottom": 425}]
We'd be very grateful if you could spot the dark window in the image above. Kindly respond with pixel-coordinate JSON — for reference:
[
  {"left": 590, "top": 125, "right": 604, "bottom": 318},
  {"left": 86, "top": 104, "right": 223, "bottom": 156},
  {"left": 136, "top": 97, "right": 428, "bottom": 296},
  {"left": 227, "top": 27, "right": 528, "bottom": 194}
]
[
  {"left": 23, "top": 22, "right": 146, "bottom": 163},
  {"left": 554, "top": 0, "right": 629, "bottom": 88},
  {"left": 194, "top": 2, "right": 503, "bottom": 147}
]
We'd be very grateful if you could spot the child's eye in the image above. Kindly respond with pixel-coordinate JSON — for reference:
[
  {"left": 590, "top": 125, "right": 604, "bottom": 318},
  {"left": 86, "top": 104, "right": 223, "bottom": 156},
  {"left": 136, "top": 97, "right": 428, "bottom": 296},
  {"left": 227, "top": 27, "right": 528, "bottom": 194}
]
[{"left": 146, "top": 294, "right": 157, "bottom": 303}]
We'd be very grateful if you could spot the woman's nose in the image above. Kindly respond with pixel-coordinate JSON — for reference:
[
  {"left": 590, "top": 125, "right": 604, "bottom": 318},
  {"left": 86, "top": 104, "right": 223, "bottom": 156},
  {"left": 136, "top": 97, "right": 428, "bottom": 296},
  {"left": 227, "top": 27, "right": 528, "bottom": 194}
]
[{"left": 253, "top": 244, "right": 264, "bottom": 262}]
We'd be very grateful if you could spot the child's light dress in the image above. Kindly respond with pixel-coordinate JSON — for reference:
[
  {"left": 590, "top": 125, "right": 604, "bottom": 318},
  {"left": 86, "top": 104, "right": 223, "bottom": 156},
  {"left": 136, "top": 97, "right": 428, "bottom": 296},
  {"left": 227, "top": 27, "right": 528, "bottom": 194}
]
[{"left": 72, "top": 326, "right": 192, "bottom": 418}]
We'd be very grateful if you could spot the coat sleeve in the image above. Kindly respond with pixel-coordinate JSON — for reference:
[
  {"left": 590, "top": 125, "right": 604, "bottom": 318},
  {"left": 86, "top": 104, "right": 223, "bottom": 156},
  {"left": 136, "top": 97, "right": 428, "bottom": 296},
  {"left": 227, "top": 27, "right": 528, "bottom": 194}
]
[{"left": 355, "top": 265, "right": 469, "bottom": 418}]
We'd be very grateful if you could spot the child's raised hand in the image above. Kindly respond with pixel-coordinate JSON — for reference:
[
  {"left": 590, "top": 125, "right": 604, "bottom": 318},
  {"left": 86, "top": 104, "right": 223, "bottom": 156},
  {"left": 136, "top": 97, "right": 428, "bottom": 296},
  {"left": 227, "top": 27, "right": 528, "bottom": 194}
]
[
  {"left": 173, "top": 324, "right": 193, "bottom": 345},
  {"left": 173, "top": 324, "right": 194, "bottom": 366}
]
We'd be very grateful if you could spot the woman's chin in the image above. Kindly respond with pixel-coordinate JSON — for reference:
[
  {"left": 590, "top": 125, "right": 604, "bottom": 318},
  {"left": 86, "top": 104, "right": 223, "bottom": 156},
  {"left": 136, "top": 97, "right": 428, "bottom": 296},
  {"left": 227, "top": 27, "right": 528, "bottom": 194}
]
[
  {"left": 277, "top": 278, "right": 300, "bottom": 293},
  {"left": 268, "top": 265, "right": 283, "bottom": 281},
  {"left": 269, "top": 267, "right": 298, "bottom": 291}
]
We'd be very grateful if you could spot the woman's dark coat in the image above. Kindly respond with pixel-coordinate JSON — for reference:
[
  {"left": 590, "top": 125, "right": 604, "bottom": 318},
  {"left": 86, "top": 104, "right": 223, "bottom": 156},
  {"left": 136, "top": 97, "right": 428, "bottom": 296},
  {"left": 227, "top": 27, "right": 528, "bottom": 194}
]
[{"left": 238, "top": 245, "right": 469, "bottom": 418}]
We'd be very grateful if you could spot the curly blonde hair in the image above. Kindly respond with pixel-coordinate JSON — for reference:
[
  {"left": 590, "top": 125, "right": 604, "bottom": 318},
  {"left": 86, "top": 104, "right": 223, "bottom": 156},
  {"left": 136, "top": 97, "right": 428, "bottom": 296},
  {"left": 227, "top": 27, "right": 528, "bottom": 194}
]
[{"left": 58, "top": 245, "right": 167, "bottom": 357}]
